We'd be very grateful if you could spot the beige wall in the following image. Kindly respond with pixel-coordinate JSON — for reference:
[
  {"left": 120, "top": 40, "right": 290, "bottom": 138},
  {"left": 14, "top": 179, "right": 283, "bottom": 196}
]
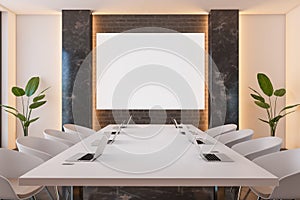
[
  {"left": 1, "top": 8, "right": 17, "bottom": 148},
  {"left": 286, "top": 6, "right": 300, "bottom": 149},
  {"left": 16, "top": 15, "right": 62, "bottom": 138},
  {"left": 2, "top": 11, "right": 298, "bottom": 148},
  {"left": 239, "top": 15, "right": 286, "bottom": 145}
]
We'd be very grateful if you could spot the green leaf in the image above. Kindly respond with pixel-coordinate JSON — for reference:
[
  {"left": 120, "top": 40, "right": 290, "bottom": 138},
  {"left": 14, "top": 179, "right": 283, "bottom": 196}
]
[
  {"left": 4, "top": 109, "right": 18, "bottom": 118},
  {"left": 259, "top": 118, "right": 269, "bottom": 124},
  {"left": 257, "top": 73, "right": 273, "bottom": 97},
  {"left": 29, "top": 101, "right": 46, "bottom": 109},
  {"left": 24, "top": 117, "right": 39, "bottom": 127},
  {"left": 24, "top": 121, "right": 30, "bottom": 127},
  {"left": 249, "top": 87, "right": 262, "bottom": 97},
  {"left": 251, "top": 94, "right": 265, "bottom": 102},
  {"left": 39, "top": 87, "right": 50, "bottom": 94},
  {"left": 17, "top": 113, "right": 26, "bottom": 121},
  {"left": 274, "top": 89, "right": 286, "bottom": 97},
  {"left": 25, "top": 77, "right": 40, "bottom": 97},
  {"left": 0, "top": 104, "right": 18, "bottom": 112},
  {"left": 33, "top": 94, "right": 45, "bottom": 102},
  {"left": 11, "top": 87, "right": 25, "bottom": 97},
  {"left": 282, "top": 110, "right": 296, "bottom": 118},
  {"left": 255, "top": 101, "right": 270, "bottom": 109},
  {"left": 270, "top": 115, "right": 283, "bottom": 123},
  {"left": 28, "top": 117, "right": 39, "bottom": 123},
  {"left": 280, "top": 104, "right": 300, "bottom": 113}
]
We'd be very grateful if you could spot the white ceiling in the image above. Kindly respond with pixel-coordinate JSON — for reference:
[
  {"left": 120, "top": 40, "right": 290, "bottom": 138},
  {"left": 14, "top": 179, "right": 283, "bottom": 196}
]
[{"left": 0, "top": 0, "right": 300, "bottom": 15}]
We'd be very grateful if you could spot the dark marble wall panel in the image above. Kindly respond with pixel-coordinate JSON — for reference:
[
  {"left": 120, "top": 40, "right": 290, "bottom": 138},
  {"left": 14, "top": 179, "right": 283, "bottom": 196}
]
[
  {"left": 62, "top": 10, "right": 92, "bottom": 128},
  {"left": 209, "top": 10, "right": 239, "bottom": 127}
]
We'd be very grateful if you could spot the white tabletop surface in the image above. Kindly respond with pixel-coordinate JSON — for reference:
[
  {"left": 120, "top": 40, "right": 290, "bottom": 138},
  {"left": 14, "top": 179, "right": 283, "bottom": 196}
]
[{"left": 20, "top": 124, "right": 278, "bottom": 187}]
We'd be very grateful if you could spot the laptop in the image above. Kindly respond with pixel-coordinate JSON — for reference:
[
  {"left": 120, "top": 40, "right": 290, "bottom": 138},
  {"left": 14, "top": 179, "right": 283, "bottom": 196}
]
[
  {"left": 107, "top": 122, "right": 123, "bottom": 144},
  {"left": 121, "top": 115, "right": 132, "bottom": 128},
  {"left": 173, "top": 119, "right": 186, "bottom": 135},
  {"left": 91, "top": 131, "right": 111, "bottom": 146},
  {"left": 185, "top": 130, "right": 206, "bottom": 145},
  {"left": 172, "top": 118, "right": 183, "bottom": 129},
  {"left": 66, "top": 136, "right": 109, "bottom": 162},
  {"left": 197, "top": 134, "right": 233, "bottom": 162}
]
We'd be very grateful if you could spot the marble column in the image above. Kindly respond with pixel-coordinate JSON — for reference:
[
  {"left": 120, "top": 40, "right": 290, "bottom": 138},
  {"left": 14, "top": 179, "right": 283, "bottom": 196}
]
[
  {"left": 62, "top": 10, "right": 92, "bottom": 128},
  {"left": 209, "top": 10, "right": 239, "bottom": 127}
]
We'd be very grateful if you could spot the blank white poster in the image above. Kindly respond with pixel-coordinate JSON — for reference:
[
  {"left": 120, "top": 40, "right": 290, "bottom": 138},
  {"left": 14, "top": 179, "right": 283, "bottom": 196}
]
[{"left": 96, "top": 33, "right": 205, "bottom": 110}]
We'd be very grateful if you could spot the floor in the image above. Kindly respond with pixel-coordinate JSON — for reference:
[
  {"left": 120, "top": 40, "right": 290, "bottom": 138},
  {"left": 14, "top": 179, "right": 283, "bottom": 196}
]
[{"left": 35, "top": 186, "right": 261, "bottom": 200}]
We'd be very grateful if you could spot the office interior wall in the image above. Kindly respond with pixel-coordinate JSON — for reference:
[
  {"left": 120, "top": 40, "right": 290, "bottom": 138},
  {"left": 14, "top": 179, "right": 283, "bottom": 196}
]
[
  {"left": 286, "top": 5, "right": 300, "bottom": 149},
  {"left": 1, "top": 8, "right": 16, "bottom": 148},
  {"left": 16, "top": 15, "right": 62, "bottom": 138},
  {"left": 239, "top": 15, "right": 286, "bottom": 145},
  {"left": 2, "top": 11, "right": 294, "bottom": 146}
]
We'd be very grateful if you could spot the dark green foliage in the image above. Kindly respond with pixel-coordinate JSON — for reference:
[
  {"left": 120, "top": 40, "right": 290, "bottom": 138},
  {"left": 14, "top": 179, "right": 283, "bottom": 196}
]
[{"left": 250, "top": 73, "right": 299, "bottom": 136}]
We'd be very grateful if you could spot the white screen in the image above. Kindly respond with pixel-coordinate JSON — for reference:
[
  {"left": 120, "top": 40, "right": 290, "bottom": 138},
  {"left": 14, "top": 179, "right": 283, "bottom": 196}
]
[{"left": 96, "top": 33, "right": 205, "bottom": 110}]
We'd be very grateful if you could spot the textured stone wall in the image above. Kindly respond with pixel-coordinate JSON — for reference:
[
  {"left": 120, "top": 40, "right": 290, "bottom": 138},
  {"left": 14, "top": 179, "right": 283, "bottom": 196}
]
[
  {"left": 62, "top": 10, "right": 92, "bottom": 128},
  {"left": 209, "top": 10, "right": 239, "bottom": 127}
]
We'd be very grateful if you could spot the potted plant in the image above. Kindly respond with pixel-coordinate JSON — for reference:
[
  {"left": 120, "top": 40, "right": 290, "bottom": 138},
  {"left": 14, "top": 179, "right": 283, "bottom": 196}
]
[
  {"left": 0, "top": 77, "right": 49, "bottom": 136},
  {"left": 249, "top": 73, "right": 299, "bottom": 136}
]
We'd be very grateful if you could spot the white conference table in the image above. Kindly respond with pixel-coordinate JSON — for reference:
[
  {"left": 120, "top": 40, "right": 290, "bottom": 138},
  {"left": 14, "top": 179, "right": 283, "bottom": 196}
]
[{"left": 20, "top": 124, "right": 278, "bottom": 193}]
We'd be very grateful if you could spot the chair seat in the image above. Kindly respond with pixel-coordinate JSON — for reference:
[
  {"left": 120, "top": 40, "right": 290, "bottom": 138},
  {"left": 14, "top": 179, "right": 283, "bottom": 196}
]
[
  {"left": 9, "top": 178, "right": 43, "bottom": 199},
  {"left": 250, "top": 185, "right": 274, "bottom": 199}
]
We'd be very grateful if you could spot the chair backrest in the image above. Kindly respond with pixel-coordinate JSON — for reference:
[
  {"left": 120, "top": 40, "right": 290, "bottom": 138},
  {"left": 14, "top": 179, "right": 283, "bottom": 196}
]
[
  {"left": 0, "top": 175, "right": 19, "bottom": 199},
  {"left": 0, "top": 148, "right": 43, "bottom": 178},
  {"left": 44, "top": 129, "right": 80, "bottom": 147},
  {"left": 0, "top": 148, "right": 43, "bottom": 199},
  {"left": 63, "top": 124, "right": 96, "bottom": 138},
  {"left": 16, "top": 136, "right": 68, "bottom": 161},
  {"left": 253, "top": 148, "right": 300, "bottom": 199},
  {"left": 205, "top": 124, "right": 237, "bottom": 138},
  {"left": 231, "top": 136, "right": 282, "bottom": 160},
  {"left": 218, "top": 129, "right": 254, "bottom": 148}
]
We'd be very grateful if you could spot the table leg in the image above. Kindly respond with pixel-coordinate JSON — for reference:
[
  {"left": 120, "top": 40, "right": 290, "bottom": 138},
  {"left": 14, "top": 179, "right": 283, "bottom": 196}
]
[
  {"left": 72, "top": 186, "right": 83, "bottom": 200},
  {"left": 218, "top": 187, "right": 225, "bottom": 200},
  {"left": 70, "top": 186, "right": 73, "bottom": 200},
  {"left": 214, "top": 186, "right": 218, "bottom": 200},
  {"left": 213, "top": 186, "right": 226, "bottom": 200}
]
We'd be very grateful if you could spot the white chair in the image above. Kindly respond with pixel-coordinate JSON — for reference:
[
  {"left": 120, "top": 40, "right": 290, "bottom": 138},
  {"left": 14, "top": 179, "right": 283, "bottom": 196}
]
[
  {"left": 0, "top": 148, "right": 50, "bottom": 200},
  {"left": 205, "top": 124, "right": 237, "bottom": 138},
  {"left": 231, "top": 137, "right": 282, "bottom": 199},
  {"left": 63, "top": 123, "right": 96, "bottom": 138},
  {"left": 44, "top": 129, "right": 81, "bottom": 147},
  {"left": 218, "top": 129, "right": 253, "bottom": 148},
  {"left": 16, "top": 136, "right": 68, "bottom": 161},
  {"left": 231, "top": 137, "right": 282, "bottom": 161},
  {"left": 16, "top": 137, "right": 69, "bottom": 199},
  {"left": 250, "top": 148, "right": 300, "bottom": 199}
]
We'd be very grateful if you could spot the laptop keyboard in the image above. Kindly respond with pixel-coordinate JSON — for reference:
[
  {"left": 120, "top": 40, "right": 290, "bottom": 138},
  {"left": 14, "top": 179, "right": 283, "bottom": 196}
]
[
  {"left": 107, "top": 140, "right": 113, "bottom": 144},
  {"left": 196, "top": 139, "right": 204, "bottom": 144},
  {"left": 203, "top": 153, "right": 221, "bottom": 161},
  {"left": 78, "top": 153, "right": 94, "bottom": 161}
]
